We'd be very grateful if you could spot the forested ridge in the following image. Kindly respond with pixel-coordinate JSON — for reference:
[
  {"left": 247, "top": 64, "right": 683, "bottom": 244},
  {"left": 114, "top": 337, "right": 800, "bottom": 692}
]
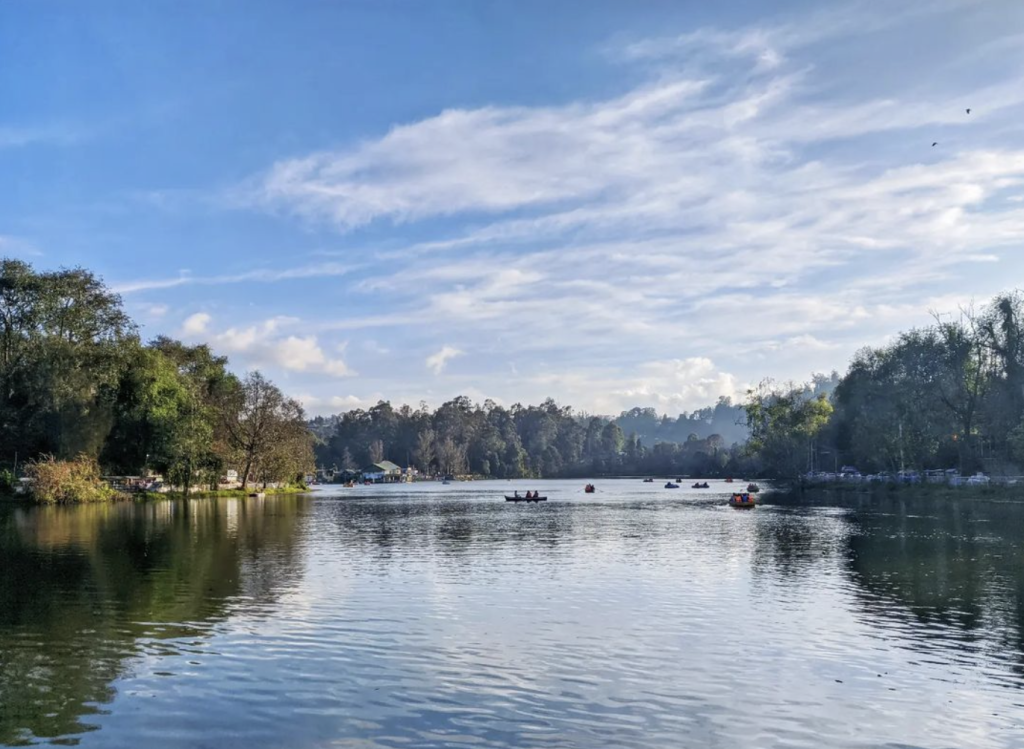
[{"left": 312, "top": 397, "right": 753, "bottom": 478}]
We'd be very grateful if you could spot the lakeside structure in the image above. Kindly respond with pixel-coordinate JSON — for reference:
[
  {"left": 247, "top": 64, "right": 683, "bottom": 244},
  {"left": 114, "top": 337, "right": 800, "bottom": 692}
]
[{"left": 361, "top": 461, "right": 404, "bottom": 484}]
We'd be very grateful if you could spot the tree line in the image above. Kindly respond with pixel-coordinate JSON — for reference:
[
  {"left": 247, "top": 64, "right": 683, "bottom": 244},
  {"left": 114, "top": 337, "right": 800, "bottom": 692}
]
[
  {"left": 313, "top": 397, "right": 753, "bottom": 479},
  {"left": 0, "top": 258, "right": 313, "bottom": 493},
  {"left": 744, "top": 292, "right": 1024, "bottom": 478}
]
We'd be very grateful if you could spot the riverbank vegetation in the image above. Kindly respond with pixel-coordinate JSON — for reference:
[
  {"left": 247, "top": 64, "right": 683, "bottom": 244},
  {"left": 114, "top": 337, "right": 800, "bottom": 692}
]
[
  {"left": 744, "top": 292, "right": 1024, "bottom": 480},
  {"left": 0, "top": 258, "right": 314, "bottom": 501}
]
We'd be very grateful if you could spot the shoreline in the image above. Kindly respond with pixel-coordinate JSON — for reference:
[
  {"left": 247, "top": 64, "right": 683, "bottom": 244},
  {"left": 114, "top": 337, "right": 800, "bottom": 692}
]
[{"left": 0, "top": 486, "right": 312, "bottom": 505}]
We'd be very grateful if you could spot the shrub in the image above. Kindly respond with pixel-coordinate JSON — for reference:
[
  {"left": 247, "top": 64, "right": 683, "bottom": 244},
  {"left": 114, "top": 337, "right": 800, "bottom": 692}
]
[
  {"left": 0, "top": 468, "right": 15, "bottom": 494},
  {"left": 25, "top": 455, "right": 119, "bottom": 503}
]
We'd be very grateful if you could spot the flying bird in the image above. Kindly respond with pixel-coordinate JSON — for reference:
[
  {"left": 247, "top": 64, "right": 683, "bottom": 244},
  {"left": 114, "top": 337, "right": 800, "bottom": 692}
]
[
  {"left": 932, "top": 142, "right": 938, "bottom": 147},
  {"left": 966, "top": 108, "right": 971, "bottom": 114}
]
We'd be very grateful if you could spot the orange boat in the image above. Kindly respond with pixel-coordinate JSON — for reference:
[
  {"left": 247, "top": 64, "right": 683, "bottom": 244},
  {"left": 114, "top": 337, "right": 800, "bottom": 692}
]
[{"left": 729, "top": 493, "right": 757, "bottom": 508}]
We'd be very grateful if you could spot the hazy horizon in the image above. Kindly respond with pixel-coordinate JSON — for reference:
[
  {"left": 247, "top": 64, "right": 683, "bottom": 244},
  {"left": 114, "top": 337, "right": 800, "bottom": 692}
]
[{"left": 4, "top": 1, "right": 1024, "bottom": 416}]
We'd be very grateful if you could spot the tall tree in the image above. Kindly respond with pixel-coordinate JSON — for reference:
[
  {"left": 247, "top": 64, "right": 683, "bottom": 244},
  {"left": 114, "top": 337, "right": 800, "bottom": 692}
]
[{"left": 222, "top": 371, "right": 310, "bottom": 490}]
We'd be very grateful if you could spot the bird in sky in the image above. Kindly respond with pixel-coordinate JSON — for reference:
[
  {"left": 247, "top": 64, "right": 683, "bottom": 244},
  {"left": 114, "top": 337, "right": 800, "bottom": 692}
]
[
  {"left": 932, "top": 142, "right": 938, "bottom": 147},
  {"left": 966, "top": 108, "right": 972, "bottom": 114}
]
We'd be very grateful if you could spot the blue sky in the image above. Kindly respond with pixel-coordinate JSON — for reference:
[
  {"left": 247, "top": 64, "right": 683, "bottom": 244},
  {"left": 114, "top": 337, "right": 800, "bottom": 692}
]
[{"left": 3, "top": 1, "right": 1024, "bottom": 416}]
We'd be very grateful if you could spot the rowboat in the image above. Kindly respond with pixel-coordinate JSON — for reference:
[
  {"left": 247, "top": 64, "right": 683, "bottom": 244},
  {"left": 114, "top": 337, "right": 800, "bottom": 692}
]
[
  {"left": 729, "top": 493, "right": 757, "bottom": 508},
  {"left": 505, "top": 495, "right": 547, "bottom": 502},
  {"left": 664, "top": 482, "right": 680, "bottom": 489}
]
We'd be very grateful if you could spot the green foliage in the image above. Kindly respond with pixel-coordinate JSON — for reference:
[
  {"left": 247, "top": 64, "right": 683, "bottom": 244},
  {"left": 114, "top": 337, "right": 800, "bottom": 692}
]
[
  {"left": 0, "top": 257, "right": 314, "bottom": 501},
  {"left": 222, "top": 372, "right": 314, "bottom": 489},
  {"left": 0, "top": 259, "right": 135, "bottom": 459},
  {"left": 25, "top": 455, "right": 120, "bottom": 503},
  {"left": 744, "top": 382, "right": 833, "bottom": 478},
  {"left": 746, "top": 293, "right": 1024, "bottom": 478}
]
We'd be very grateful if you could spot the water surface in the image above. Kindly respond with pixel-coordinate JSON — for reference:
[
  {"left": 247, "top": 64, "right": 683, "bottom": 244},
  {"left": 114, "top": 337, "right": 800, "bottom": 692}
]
[{"left": 2, "top": 480, "right": 1023, "bottom": 747}]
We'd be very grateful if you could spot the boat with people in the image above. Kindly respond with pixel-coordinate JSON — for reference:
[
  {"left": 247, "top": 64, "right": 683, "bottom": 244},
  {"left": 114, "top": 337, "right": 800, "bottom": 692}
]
[
  {"left": 729, "top": 493, "right": 757, "bottom": 508},
  {"left": 584, "top": 484, "right": 596, "bottom": 493},
  {"left": 642, "top": 478, "right": 654, "bottom": 483},
  {"left": 725, "top": 478, "right": 734, "bottom": 483},
  {"left": 746, "top": 483, "right": 760, "bottom": 493},
  {"left": 665, "top": 482, "right": 680, "bottom": 489},
  {"left": 506, "top": 490, "right": 547, "bottom": 503},
  {"left": 691, "top": 482, "right": 710, "bottom": 489}
]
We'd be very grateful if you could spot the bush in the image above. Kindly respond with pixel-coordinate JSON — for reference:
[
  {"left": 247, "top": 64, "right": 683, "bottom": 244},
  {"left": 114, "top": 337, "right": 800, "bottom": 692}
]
[
  {"left": 0, "top": 468, "right": 15, "bottom": 494},
  {"left": 25, "top": 455, "right": 119, "bottom": 503}
]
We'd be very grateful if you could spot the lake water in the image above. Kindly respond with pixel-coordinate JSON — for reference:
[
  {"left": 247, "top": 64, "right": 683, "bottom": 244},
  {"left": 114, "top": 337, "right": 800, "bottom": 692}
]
[{"left": 2, "top": 480, "right": 1023, "bottom": 748}]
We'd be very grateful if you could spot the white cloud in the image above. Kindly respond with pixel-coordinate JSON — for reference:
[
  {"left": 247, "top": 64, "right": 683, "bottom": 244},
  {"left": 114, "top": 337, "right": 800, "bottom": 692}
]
[
  {"left": 231, "top": 3, "right": 1024, "bottom": 414},
  {"left": 295, "top": 393, "right": 377, "bottom": 414},
  {"left": 426, "top": 345, "right": 463, "bottom": 375},
  {"left": 179, "top": 314, "right": 355, "bottom": 378},
  {"left": 145, "top": 303, "right": 170, "bottom": 318},
  {"left": 520, "top": 357, "right": 743, "bottom": 415},
  {"left": 113, "top": 261, "right": 355, "bottom": 294},
  {"left": 182, "top": 312, "right": 211, "bottom": 336}
]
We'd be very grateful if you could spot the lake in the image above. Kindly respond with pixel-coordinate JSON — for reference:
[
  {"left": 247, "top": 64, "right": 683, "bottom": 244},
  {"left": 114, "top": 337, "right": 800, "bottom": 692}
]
[{"left": 1, "top": 480, "right": 1023, "bottom": 748}]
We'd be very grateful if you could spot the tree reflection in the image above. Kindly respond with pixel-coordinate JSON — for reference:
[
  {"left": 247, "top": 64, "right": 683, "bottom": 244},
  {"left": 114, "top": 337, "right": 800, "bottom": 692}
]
[
  {"left": 768, "top": 490, "right": 1024, "bottom": 677},
  {"left": 0, "top": 497, "right": 307, "bottom": 745}
]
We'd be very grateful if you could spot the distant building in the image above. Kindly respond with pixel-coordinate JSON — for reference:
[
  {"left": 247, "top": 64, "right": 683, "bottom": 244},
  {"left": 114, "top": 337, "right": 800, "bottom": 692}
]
[{"left": 362, "top": 460, "right": 403, "bottom": 483}]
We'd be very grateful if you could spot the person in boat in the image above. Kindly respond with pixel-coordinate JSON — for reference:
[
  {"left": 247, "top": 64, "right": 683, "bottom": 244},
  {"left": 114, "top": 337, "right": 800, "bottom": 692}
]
[
  {"left": 525, "top": 491, "right": 533, "bottom": 499},
  {"left": 514, "top": 490, "right": 520, "bottom": 498}
]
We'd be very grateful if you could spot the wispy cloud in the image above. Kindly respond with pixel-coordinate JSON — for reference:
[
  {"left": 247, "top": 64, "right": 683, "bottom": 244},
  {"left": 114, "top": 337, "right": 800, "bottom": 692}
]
[
  {"left": 114, "top": 261, "right": 355, "bottom": 294},
  {"left": 426, "top": 345, "right": 463, "bottom": 375},
  {"left": 0, "top": 123, "right": 83, "bottom": 149},
  {"left": 0, "top": 235, "right": 42, "bottom": 257},
  {"left": 221, "top": 3, "right": 1024, "bottom": 412}
]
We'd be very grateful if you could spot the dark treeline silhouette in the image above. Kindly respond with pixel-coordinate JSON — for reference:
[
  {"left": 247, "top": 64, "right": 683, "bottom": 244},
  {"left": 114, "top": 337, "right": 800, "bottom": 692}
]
[
  {"left": 745, "top": 291, "right": 1024, "bottom": 478},
  {"left": 313, "top": 396, "right": 753, "bottom": 478}
]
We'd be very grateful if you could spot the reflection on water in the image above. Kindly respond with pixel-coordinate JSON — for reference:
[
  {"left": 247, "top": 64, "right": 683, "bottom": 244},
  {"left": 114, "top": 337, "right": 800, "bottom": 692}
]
[
  {"left": 1, "top": 483, "right": 1024, "bottom": 748},
  {"left": 0, "top": 498, "right": 305, "bottom": 745}
]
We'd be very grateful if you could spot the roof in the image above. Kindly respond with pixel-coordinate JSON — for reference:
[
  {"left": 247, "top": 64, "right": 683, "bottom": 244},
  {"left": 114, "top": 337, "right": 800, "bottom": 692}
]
[{"left": 373, "top": 460, "right": 401, "bottom": 472}]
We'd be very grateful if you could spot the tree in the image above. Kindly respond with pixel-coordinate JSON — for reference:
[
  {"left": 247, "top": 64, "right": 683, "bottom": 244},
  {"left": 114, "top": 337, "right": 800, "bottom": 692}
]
[
  {"left": 222, "top": 371, "right": 311, "bottom": 490},
  {"left": 0, "top": 260, "right": 136, "bottom": 461},
  {"left": 745, "top": 380, "right": 833, "bottom": 478},
  {"left": 368, "top": 439, "right": 385, "bottom": 464},
  {"left": 414, "top": 429, "right": 435, "bottom": 473}
]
